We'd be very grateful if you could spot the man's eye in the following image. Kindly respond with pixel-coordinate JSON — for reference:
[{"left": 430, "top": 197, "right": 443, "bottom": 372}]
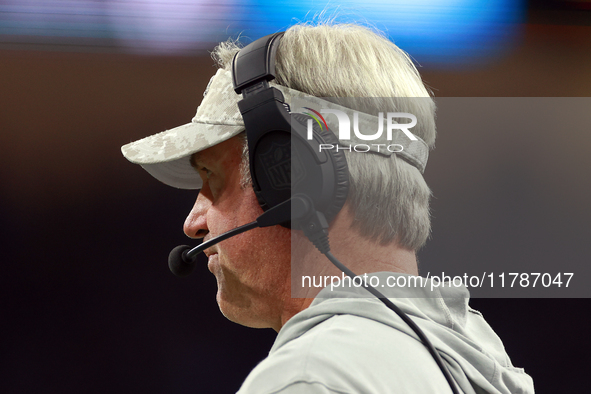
[{"left": 198, "top": 167, "right": 213, "bottom": 179}]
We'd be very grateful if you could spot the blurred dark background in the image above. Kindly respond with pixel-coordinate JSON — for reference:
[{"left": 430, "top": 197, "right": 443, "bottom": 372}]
[{"left": 1, "top": 0, "right": 590, "bottom": 392}]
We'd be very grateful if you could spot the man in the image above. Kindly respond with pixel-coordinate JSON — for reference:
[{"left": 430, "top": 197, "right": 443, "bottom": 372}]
[{"left": 122, "top": 23, "right": 534, "bottom": 393}]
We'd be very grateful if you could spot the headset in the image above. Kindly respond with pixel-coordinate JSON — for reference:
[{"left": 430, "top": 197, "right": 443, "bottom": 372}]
[
  {"left": 232, "top": 32, "right": 349, "bottom": 232},
  {"left": 231, "top": 32, "right": 459, "bottom": 394},
  {"left": 170, "top": 32, "right": 459, "bottom": 393}
]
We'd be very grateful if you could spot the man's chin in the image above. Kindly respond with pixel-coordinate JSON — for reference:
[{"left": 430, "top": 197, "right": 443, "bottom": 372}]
[{"left": 216, "top": 294, "right": 271, "bottom": 329}]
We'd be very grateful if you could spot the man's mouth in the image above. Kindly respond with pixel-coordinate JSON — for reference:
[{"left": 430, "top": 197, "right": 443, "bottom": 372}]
[{"left": 204, "top": 247, "right": 218, "bottom": 258}]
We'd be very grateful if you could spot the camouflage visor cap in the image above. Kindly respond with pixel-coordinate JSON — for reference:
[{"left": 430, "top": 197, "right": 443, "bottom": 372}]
[
  {"left": 121, "top": 68, "right": 249, "bottom": 189},
  {"left": 121, "top": 68, "right": 328, "bottom": 189}
]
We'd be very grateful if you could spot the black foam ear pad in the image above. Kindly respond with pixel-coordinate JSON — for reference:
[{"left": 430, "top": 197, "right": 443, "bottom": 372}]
[
  {"left": 249, "top": 129, "right": 292, "bottom": 213},
  {"left": 290, "top": 113, "right": 349, "bottom": 224}
]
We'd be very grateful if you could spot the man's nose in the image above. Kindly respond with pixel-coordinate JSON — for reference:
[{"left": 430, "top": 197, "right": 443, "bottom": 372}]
[{"left": 184, "top": 193, "right": 210, "bottom": 239}]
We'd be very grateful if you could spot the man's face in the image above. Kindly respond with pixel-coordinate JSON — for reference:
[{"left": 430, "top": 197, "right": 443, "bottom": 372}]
[{"left": 183, "top": 136, "right": 292, "bottom": 329}]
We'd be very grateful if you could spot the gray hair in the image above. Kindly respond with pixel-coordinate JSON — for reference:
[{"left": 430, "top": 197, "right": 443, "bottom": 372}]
[{"left": 212, "top": 23, "right": 436, "bottom": 250}]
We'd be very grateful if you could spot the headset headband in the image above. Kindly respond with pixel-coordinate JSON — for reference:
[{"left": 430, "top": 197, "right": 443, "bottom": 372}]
[{"left": 233, "top": 32, "right": 284, "bottom": 95}]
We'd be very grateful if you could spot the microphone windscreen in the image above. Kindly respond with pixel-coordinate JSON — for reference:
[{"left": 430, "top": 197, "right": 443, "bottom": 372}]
[{"left": 168, "top": 245, "right": 196, "bottom": 277}]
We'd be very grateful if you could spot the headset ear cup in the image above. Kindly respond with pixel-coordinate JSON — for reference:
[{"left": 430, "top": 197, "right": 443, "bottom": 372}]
[
  {"left": 291, "top": 113, "right": 349, "bottom": 223},
  {"left": 316, "top": 122, "right": 350, "bottom": 222}
]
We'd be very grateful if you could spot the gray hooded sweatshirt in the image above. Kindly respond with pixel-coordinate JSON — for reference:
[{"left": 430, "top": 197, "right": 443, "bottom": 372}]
[{"left": 237, "top": 272, "right": 535, "bottom": 394}]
